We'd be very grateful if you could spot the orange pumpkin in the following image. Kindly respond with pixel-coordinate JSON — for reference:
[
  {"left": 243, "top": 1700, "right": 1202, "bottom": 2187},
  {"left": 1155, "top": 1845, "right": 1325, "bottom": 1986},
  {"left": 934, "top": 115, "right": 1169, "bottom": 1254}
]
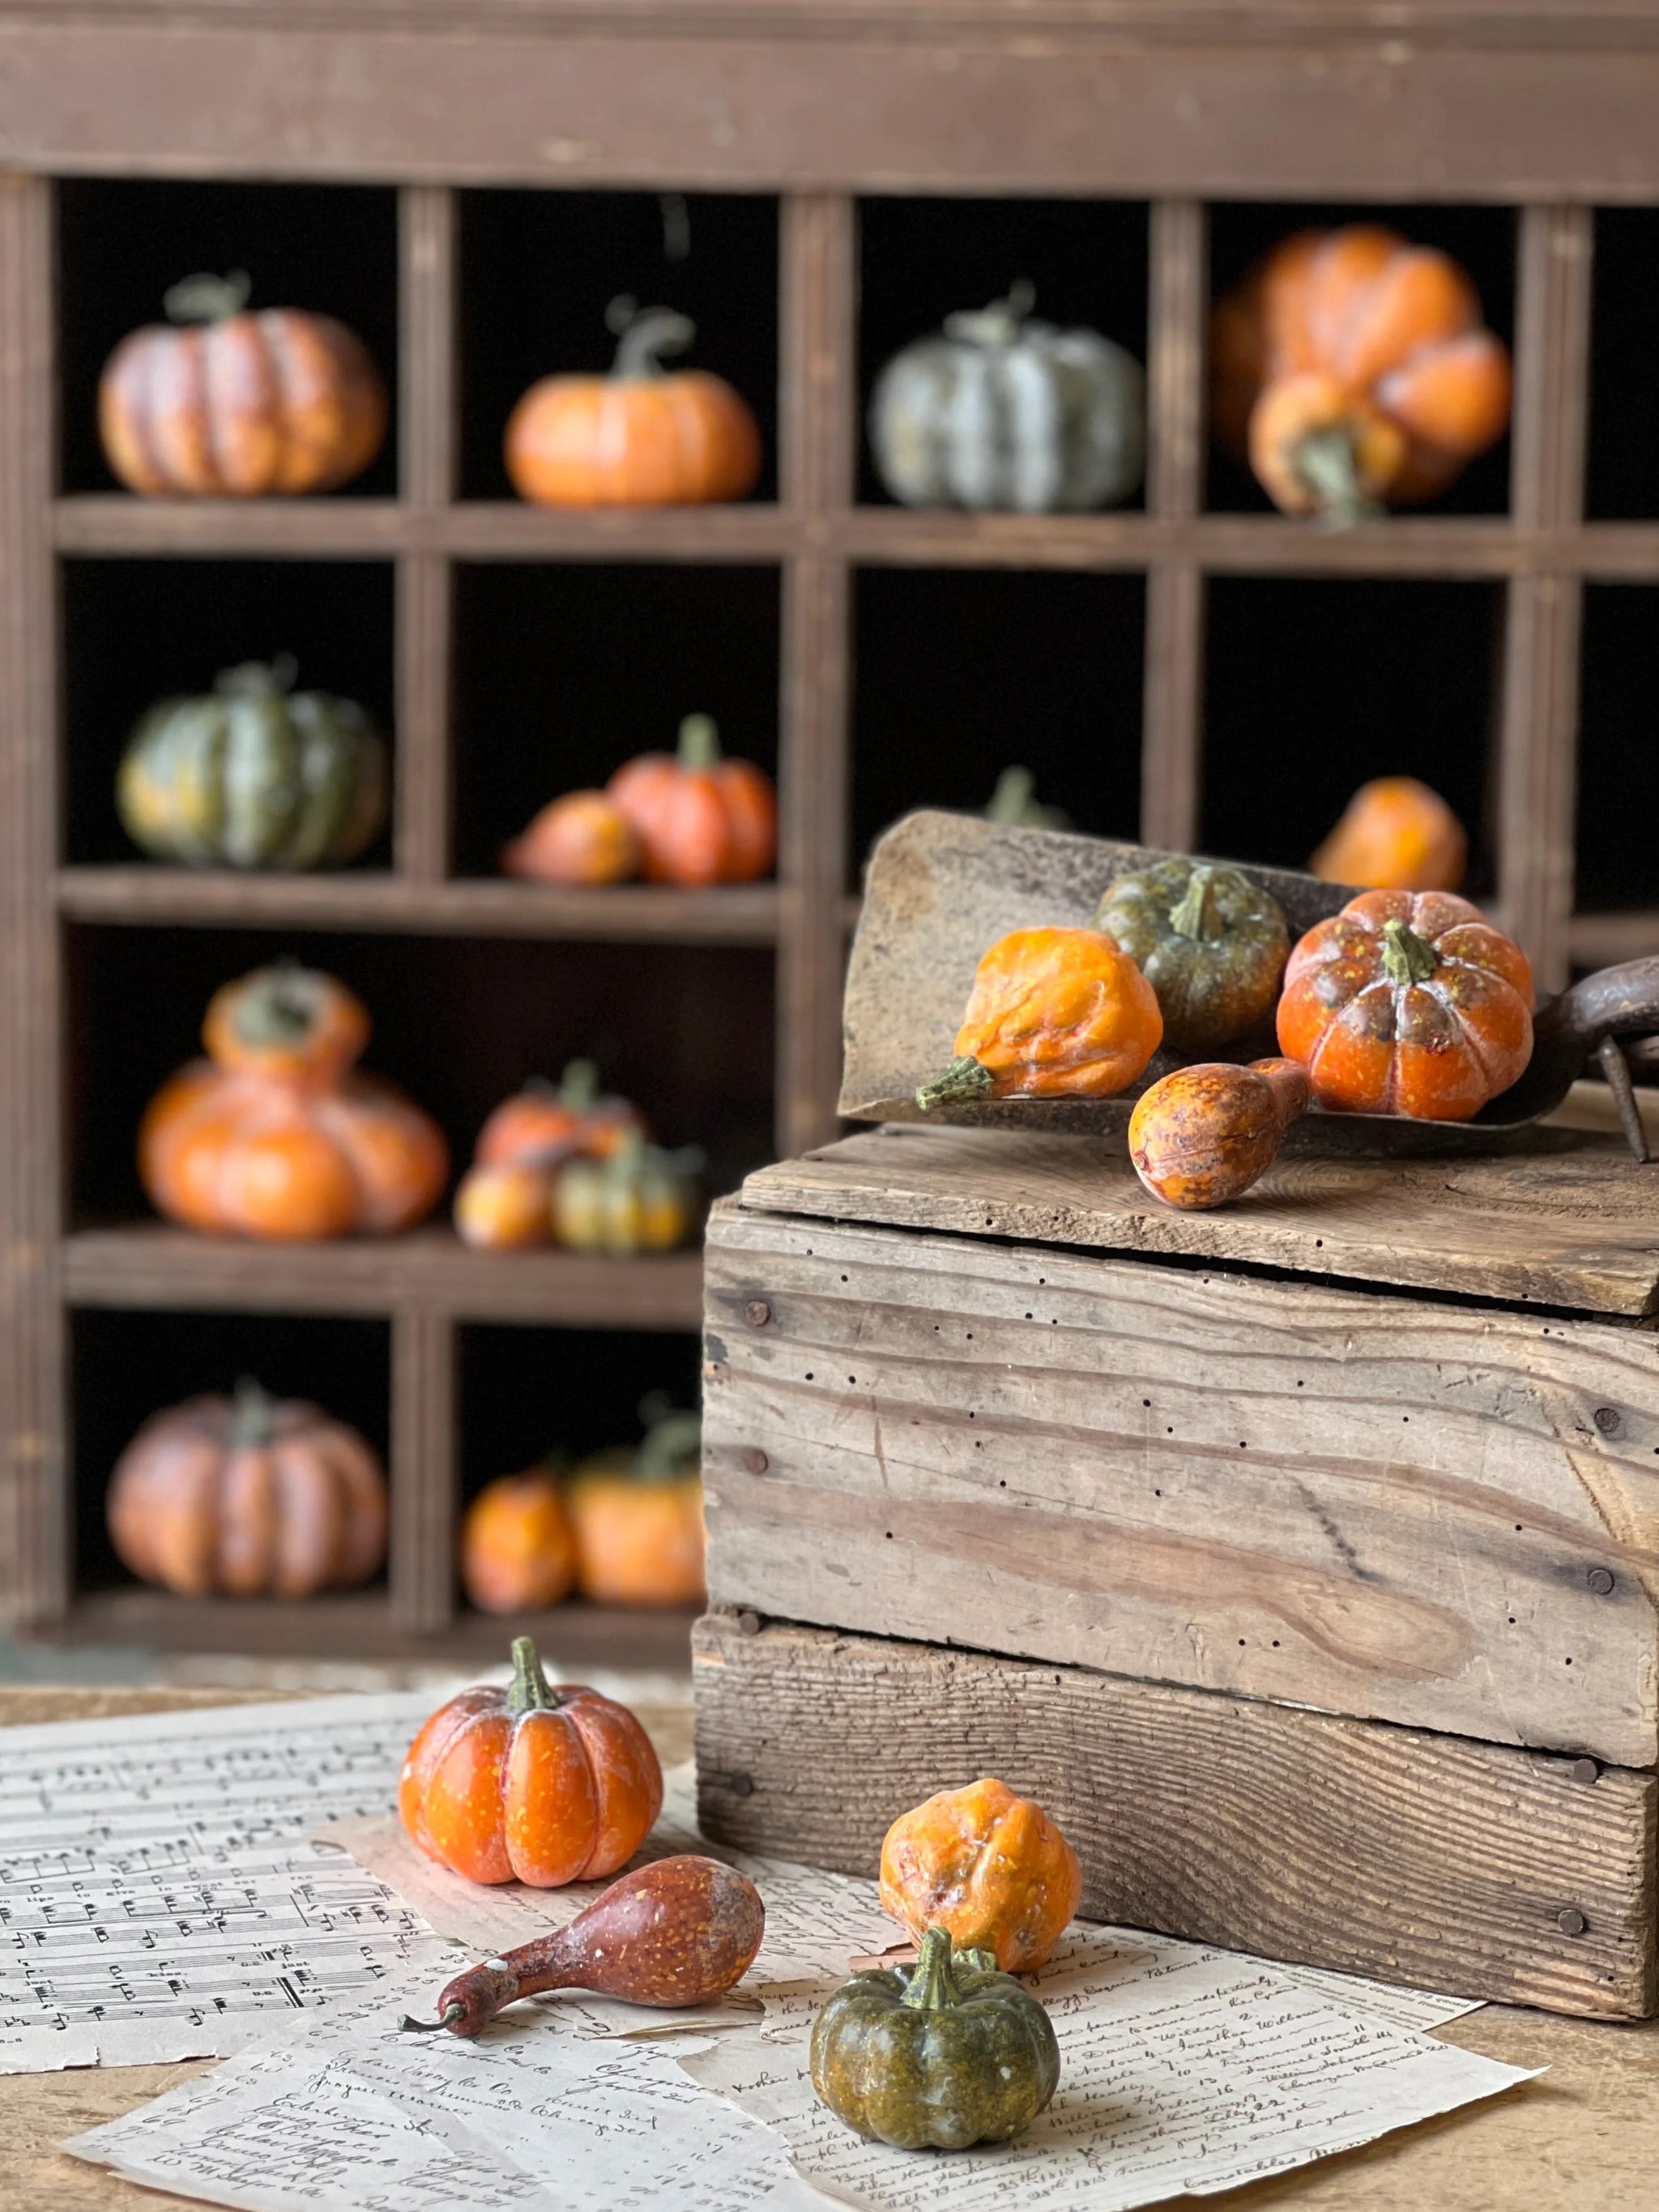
[
  {"left": 916, "top": 927, "right": 1163, "bottom": 1110},
  {"left": 139, "top": 964, "right": 448, "bottom": 1240},
  {"left": 1212, "top": 227, "right": 1512, "bottom": 520},
  {"left": 99, "top": 271, "right": 386, "bottom": 498},
  {"left": 879, "top": 1778, "right": 1081, "bottom": 1974},
  {"left": 608, "top": 716, "right": 777, "bottom": 887},
  {"left": 461, "top": 1471, "right": 578, "bottom": 1613},
  {"left": 107, "top": 1381, "right": 387, "bottom": 1599},
  {"left": 1129, "top": 1057, "right": 1310, "bottom": 1211},
  {"left": 566, "top": 1409, "right": 706, "bottom": 1608},
  {"left": 454, "top": 1161, "right": 554, "bottom": 1251},
  {"left": 399, "top": 1636, "right": 663, "bottom": 1888},
  {"left": 1311, "top": 776, "right": 1469, "bottom": 893},
  {"left": 504, "top": 300, "right": 761, "bottom": 509},
  {"left": 475, "top": 1063, "right": 646, "bottom": 1171},
  {"left": 1277, "top": 889, "right": 1533, "bottom": 1120},
  {"left": 502, "top": 790, "right": 641, "bottom": 887}
]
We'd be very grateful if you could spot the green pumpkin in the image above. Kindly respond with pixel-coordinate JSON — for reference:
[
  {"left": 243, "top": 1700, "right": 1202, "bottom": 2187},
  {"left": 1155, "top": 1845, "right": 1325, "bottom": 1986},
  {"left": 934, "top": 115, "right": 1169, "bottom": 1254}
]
[
  {"left": 809, "top": 1928, "right": 1060, "bottom": 2151},
  {"left": 117, "top": 658, "right": 388, "bottom": 870},
  {"left": 1094, "top": 859, "right": 1289, "bottom": 1055}
]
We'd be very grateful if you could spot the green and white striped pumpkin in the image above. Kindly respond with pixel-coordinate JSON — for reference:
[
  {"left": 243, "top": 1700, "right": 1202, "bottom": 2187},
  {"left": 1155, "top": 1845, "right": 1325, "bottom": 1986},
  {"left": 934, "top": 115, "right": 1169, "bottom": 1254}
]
[
  {"left": 869, "top": 283, "right": 1145, "bottom": 514},
  {"left": 117, "top": 658, "right": 388, "bottom": 870}
]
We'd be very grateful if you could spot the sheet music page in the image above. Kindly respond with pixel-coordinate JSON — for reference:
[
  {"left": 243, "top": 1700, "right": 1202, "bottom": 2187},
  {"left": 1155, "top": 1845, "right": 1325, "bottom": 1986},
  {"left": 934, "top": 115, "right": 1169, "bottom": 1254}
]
[{"left": 0, "top": 1690, "right": 449, "bottom": 2070}]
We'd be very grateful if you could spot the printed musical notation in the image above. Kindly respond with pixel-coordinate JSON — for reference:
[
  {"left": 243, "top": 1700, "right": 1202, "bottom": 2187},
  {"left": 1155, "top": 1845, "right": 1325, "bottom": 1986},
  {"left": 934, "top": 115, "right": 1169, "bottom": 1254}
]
[{"left": 0, "top": 1690, "right": 446, "bottom": 2070}]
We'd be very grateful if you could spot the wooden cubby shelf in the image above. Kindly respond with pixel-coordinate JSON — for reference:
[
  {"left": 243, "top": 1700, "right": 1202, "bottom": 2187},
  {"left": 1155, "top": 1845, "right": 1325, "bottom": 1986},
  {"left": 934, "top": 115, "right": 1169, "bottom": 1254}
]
[{"left": 3, "top": 8, "right": 1657, "bottom": 1664}]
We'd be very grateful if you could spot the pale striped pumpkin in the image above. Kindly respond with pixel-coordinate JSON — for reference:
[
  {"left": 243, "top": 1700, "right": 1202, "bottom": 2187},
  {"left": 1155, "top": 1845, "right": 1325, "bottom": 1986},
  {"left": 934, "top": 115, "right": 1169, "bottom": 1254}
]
[
  {"left": 117, "top": 658, "right": 388, "bottom": 870},
  {"left": 870, "top": 284, "right": 1145, "bottom": 513}
]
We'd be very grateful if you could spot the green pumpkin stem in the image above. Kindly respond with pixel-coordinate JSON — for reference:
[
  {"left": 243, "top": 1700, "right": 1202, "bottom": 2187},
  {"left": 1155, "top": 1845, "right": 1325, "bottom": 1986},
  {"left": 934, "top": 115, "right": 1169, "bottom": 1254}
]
[
  {"left": 944, "top": 280, "right": 1037, "bottom": 349},
  {"left": 215, "top": 654, "right": 297, "bottom": 699},
  {"left": 637, "top": 1408, "right": 702, "bottom": 1481},
  {"left": 507, "top": 1635, "right": 561, "bottom": 1716},
  {"left": 1168, "top": 864, "right": 1222, "bottom": 943},
  {"left": 902, "top": 1928, "right": 964, "bottom": 2012},
  {"left": 1290, "top": 426, "right": 1384, "bottom": 528},
  {"left": 560, "top": 1059, "right": 600, "bottom": 1111},
  {"left": 164, "top": 269, "right": 253, "bottom": 326},
  {"left": 608, "top": 296, "right": 697, "bottom": 379},
  {"left": 228, "top": 1375, "right": 275, "bottom": 1449},
  {"left": 915, "top": 1056, "right": 995, "bottom": 1113},
  {"left": 676, "top": 714, "right": 722, "bottom": 770},
  {"left": 984, "top": 767, "right": 1035, "bottom": 825},
  {"left": 232, "top": 961, "right": 321, "bottom": 1049},
  {"left": 1380, "top": 915, "right": 1439, "bottom": 988}
]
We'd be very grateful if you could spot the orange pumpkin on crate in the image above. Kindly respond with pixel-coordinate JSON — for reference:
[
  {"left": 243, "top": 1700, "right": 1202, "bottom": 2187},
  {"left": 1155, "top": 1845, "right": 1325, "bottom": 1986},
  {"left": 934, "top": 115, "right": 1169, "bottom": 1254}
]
[
  {"left": 99, "top": 271, "right": 387, "bottom": 498},
  {"left": 107, "top": 1380, "right": 388, "bottom": 1599},
  {"left": 1277, "top": 889, "right": 1533, "bottom": 1121},
  {"left": 399, "top": 1636, "right": 663, "bottom": 1886},
  {"left": 504, "top": 298, "right": 761, "bottom": 509},
  {"left": 1212, "top": 226, "right": 1512, "bottom": 521},
  {"left": 1310, "top": 776, "right": 1469, "bottom": 893},
  {"left": 608, "top": 716, "right": 777, "bottom": 887},
  {"left": 461, "top": 1468, "right": 578, "bottom": 1614},
  {"left": 566, "top": 1406, "right": 706, "bottom": 1607},
  {"left": 879, "top": 1778, "right": 1082, "bottom": 1974},
  {"left": 139, "top": 964, "right": 448, "bottom": 1240}
]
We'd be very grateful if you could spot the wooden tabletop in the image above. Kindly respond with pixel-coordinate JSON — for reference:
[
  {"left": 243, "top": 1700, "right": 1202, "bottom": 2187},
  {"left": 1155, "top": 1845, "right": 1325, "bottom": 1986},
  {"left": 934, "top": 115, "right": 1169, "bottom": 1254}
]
[{"left": 2, "top": 1686, "right": 1653, "bottom": 2212}]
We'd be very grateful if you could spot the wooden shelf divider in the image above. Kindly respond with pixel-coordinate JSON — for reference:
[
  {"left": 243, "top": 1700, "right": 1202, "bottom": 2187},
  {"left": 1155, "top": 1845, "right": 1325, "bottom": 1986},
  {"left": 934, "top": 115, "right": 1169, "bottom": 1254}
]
[{"left": 390, "top": 1306, "right": 458, "bottom": 1634}]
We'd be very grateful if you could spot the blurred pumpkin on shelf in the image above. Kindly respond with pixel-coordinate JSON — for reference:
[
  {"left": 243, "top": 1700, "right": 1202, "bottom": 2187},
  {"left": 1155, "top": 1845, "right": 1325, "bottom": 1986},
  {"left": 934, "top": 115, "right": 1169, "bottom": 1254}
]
[
  {"left": 869, "top": 283, "right": 1145, "bottom": 514},
  {"left": 139, "top": 963, "right": 449, "bottom": 1241},
  {"left": 107, "top": 1379, "right": 388, "bottom": 1599},
  {"left": 460, "top": 1467, "right": 578, "bottom": 1614},
  {"left": 1310, "top": 776, "right": 1469, "bottom": 893},
  {"left": 501, "top": 789, "right": 641, "bottom": 887},
  {"left": 454, "top": 1064, "right": 650, "bottom": 1251},
  {"left": 982, "top": 765, "right": 1070, "bottom": 833},
  {"left": 607, "top": 715, "right": 777, "bottom": 887},
  {"left": 99, "top": 271, "right": 387, "bottom": 498},
  {"left": 566, "top": 1404, "right": 706, "bottom": 1607},
  {"left": 552, "top": 1132, "right": 702, "bottom": 1256},
  {"left": 504, "top": 296, "right": 761, "bottom": 509},
  {"left": 117, "top": 657, "right": 388, "bottom": 871},
  {"left": 1212, "top": 226, "right": 1512, "bottom": 522}
]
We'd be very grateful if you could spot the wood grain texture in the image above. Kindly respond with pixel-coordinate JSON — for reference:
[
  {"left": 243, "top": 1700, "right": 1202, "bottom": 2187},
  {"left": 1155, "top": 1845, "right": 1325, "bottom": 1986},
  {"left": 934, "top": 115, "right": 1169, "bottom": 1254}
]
[
  {"left": 761, "top": 1119, "right": 1659, "bottom": 1315},
  {"left": 704, "top": 1199, "right": 1659, "bottom": 1763},
  {"left": 693, "top": 1613, "right": 1658, "bottom": 2018},
  {"left": 389, "top": 1306, "right": 455, "bottom": 1632}
]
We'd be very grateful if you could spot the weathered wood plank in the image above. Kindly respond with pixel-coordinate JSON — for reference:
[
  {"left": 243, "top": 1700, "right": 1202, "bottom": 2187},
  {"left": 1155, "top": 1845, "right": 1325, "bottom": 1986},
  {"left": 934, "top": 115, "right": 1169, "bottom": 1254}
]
[
  {"left": 693, "top": 1613, "right": 1658, "bottom": 2019},
  {"left": 739, "top": 1123, "right": 1659, "bottom": 1317},
  {"left": 704, "top": 1200, "right": 1659, "bottom": 1764}
]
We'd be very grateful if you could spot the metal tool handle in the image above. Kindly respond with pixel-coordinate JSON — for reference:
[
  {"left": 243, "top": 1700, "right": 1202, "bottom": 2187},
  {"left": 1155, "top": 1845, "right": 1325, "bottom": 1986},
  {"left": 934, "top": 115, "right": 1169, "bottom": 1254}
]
[{"left": 1533, "top": 956, "right": 1659, "bottom": 1055}]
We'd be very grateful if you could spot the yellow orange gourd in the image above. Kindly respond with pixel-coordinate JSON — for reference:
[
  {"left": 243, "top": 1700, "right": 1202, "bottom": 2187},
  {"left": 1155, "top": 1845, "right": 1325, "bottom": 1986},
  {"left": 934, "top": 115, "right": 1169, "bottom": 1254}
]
[
  {"left": 1311, "top": 777, "right": 1469, "bottom": 893},
  {"left": 916, "top": 927, "right": 1162, "bottom": 1110},
  {"left": 879, "top": 1778, "right": 1081, "bottom": 1974}
]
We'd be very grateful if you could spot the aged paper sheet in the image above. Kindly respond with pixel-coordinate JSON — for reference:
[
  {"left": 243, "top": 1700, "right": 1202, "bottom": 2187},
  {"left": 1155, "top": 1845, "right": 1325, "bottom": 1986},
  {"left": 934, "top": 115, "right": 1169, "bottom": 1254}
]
[{"left": 0, "top": 1690, "right": 447, "bottom": 2070}]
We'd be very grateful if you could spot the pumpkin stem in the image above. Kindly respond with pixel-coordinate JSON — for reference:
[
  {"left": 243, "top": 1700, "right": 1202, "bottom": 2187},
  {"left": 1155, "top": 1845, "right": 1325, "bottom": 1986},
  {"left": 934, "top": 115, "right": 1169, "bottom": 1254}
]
[
  {"left": 985, "top": 767, "right": 1036, "bottom": 824},
  {"left": 915, "top": 1055, "right": 995, "bottom": 1112},
  {"left": 507, "top": 1635, "right": 561, "bottom": 1716},
  {"left": 1380, "top": 915, "right": 1439, "bottom": 987},
  {"left": 901, "top": 1927, "right": 964, "bottom": 2012},
  {"left": 1290, "top": 426, "right": 1385, "bottom": 528},
  {"left": 164, "top": 269, "right": 253, "bottom": 325},
  {"left": 399, "top": 2003, "right": 464, "bottom": 2034},
  {"left": 943, "top": 280, "right": 1037, "bottom": 349},
  {"left": 215, "top": 655, "right": 297, "bottom": 700},
  {"left": 231, "top": 962, "right": 322, "bottom": 1050},
  {"left": 1168, "top": 864, "right": 1222, "bottom": 943},
  {"left": 637, "top": 1409, "right": 702, "bottom": 1481},
  {"left": 228, "top": 1376, "right": 275, "bottom": 1448},
  {"left": 559, "top": 1059, "right": 600, "bottom": 1111},
  {"left": 676, "top": 714, "right": 722, "bottom": 770},
  {"left": 608, "top": 297, "right": 697, "bottom": 379}
]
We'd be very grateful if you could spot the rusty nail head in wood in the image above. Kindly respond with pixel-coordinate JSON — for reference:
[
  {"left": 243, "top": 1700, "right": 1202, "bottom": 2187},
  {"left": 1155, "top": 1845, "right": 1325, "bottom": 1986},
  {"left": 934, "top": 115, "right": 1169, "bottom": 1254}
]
[
  {"left": 727, "top": 1771, "right": 755, "bottom": 1797},
  {"left": 1593, "top": 1406, "right": 1621, "bottom": 1434},
  {"left": 744, "top": 1300, "right": 772, "bottom": 1327},
  {"left": 736, "top": 1609, "right": 762, "bottom": 1637},
  {"left": 1587, "top": 1565, "right": 1616, "bottom": 1596},
  {"left": 1557, "top": 1906, "right": 1588, "bottom": 1936},
  {"left": 1571, "top": 1758, "right": 1600, "bottom": 1784},
  {"left": 741, "top": 1447, "right": 770, "bottom": 1474}
]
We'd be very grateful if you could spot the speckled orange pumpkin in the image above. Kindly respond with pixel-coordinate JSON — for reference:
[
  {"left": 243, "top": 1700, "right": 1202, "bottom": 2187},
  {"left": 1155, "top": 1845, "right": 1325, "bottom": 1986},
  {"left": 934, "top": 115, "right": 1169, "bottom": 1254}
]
[
  {"left": 879, "top": 1778, "right": 1081, "bottom": 1973},
  {"left": 916, "top": 927, "right": 1162, "bottom": 1110},
  {"left": 399, "top": 1637, "right": 663, "bottom": 1887},
  {"left": 460, "top": 1472, "right": 578, "bottom": 1613}
]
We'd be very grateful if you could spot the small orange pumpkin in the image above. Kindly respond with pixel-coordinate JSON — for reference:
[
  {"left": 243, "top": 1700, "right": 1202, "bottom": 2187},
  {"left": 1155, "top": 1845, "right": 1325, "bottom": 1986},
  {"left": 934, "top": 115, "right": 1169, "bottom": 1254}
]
[
  {"left": 399, "top": 1637, "right": 663, "bottom": 1887},
  {"left": 99, "top": 271, "right": 386, "bottom": 498},
  {"left": 1129, "top": 1057, "right": 1310, "bottom": 1211},
  {"left": 566, "top": 1409, "right": 706, "bottom": 1608},
  {"left": 1212, "top": 226, "right": 1511, "bottom": 520},
  {"left": 1311, "top": 777, "right": 1469, "bottom": 893},
  {"left": 475, "top": 1062, "right": 646, "bottom": 1172},
  {"left": 139, "top": 965, "right": 448, "bottom": 1241},
  {"left": 504, "top": 300, "right": 761, "bottom": 509},
  {"left": 916, "top": 927, "right": 1163, "bottom": 1110},
  {"left": 107, "top": 1380, "right": 387, "bottom": 1599},
  {"left": 607, "top": 715, "right": 778, "bottom": 888},
  {"left": 501, "top": 790, "right": 642, "bottom": 887},
  {"left": 1277, "top": 889, "right": 1533, "bottom": 1121},
  {"left": 879, "top": 1778, "right": 1081, "bottom": 1974},
  {"left": 461, "top": 1471, "right": 578, "bottom": 1613},
  {"left": 453, "top": 1161, "right": 553, "bottom": 1251}
]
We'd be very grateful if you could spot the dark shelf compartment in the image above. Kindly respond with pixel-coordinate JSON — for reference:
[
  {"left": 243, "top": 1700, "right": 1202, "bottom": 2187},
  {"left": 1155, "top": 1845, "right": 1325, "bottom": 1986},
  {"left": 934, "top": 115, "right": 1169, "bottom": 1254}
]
[
  {"left": 62, "top": 557, "right": 395, "bottom": 868},
  {"left": 1575, "top": 584, "right": 1659, "bottom": 914},
  {"left": 851, "top": 567, "right": 1145, "bottom": 880},
  {"left": 458, "top": 190, "right": 779, "bottom": 504},
  {"left": 1200, "top": 576, "right": 1503, "bottom": 897},
  {"left": 58, "top": 179, "right": 399, "bottom": 500},
  {"left": 1203, "top": 202, "right": 1518, "bottom": 522},
  {"left": 1587, "top": 211, "right": 1659, "bottom": 523}
]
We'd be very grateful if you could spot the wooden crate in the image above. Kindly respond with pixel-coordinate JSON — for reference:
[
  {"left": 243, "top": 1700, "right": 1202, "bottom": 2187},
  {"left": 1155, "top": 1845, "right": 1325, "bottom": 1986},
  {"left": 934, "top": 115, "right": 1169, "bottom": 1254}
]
[{"left": 695, "top": 1123, "right": 1659, "bottom": 2018}]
